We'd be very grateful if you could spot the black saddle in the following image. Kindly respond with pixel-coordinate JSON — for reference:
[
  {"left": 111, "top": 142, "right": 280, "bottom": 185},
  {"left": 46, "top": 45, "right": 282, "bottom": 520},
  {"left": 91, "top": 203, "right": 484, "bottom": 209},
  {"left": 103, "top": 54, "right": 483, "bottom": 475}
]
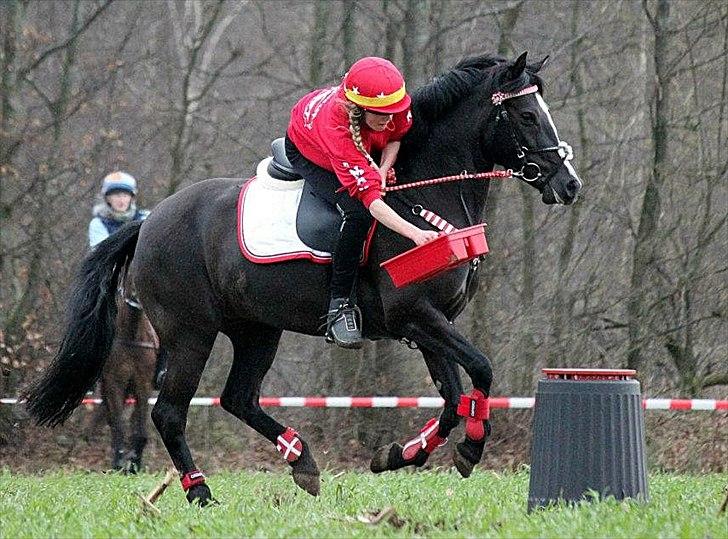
[
  {"left": 267, "top": 138, "right": 301, "bottom": 181},
  {"left": 267, "top": 138, "right": 341, "bottom": 253}
]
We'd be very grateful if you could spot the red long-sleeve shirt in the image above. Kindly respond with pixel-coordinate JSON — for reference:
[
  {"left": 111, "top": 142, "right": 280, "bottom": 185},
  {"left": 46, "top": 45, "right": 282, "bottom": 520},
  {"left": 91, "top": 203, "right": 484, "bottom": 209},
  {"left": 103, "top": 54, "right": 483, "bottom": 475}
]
[{"left": 287, "top": 85, "right": 412, "bottom": 208}]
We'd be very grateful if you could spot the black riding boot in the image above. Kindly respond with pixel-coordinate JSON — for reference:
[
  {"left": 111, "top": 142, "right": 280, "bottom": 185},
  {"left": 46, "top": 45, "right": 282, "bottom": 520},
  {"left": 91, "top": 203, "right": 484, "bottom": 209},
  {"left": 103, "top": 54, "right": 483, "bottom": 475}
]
[
  {"left": 325, "top": 203, "right": 370, "bottom": 349},
  {"left": 283, "top": 136, "right": 371, "bottom": 349},
  {"left": 325, "top": 298, "right": 363, "bottom": 349}
]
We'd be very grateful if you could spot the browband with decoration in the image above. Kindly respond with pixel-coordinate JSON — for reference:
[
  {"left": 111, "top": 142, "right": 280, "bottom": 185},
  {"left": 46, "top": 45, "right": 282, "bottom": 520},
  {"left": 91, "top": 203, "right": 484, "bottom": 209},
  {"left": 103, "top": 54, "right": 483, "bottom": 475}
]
[
  {"left": 491, "top": 85, "right": 539, "bottom": 106},
  {"left": 345, "top": 84, "right": 407, "bottom": 108}
]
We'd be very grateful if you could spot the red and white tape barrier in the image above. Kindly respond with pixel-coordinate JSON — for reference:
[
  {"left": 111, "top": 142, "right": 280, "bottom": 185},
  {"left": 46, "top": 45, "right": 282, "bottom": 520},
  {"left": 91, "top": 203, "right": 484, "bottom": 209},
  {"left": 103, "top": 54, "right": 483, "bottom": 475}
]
[{"left": 1, "top": 396, "right": 726, "bottom": 411}]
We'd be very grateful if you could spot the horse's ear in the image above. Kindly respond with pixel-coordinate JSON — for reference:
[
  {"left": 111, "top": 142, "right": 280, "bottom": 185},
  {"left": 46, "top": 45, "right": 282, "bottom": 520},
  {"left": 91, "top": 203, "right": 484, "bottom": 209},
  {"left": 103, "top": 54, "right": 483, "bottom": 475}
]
[
  {"left": 530, "top": 55, "right": 549, "bottom": 73},
  {"left": 508, "top": 51, "right": 528, "bottom": 80}
]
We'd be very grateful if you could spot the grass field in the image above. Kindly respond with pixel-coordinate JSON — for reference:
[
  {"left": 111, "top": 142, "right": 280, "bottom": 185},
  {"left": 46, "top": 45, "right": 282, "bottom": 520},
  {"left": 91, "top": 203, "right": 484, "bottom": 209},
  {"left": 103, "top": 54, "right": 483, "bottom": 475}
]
[{"left": 1, "top": 468, "right": 726, "bottom": 538}]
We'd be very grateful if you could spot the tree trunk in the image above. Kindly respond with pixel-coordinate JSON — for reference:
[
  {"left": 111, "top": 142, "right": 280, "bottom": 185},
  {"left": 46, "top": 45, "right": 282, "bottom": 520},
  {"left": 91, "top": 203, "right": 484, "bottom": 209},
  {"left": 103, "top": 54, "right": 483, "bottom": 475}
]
[
  {"left": 426, "top": 0, "right": 446, "bottom": 75},
  {"left": 547, "top": 1, "right": 586, "bottom": 368},
  {"left": 0, "top": 0, "right": 20, "bottom": 280},
  {"left": 627, "top": 0, "right": 671, "bottom": 373},
  {"left": 309, "top": 0, "right": 330, "bottom": 86},
  {"left": 469, "top": 1, "right": 522, "bottom": 356},
  {"left": 400, "top": 0, "right": 419, "bottom": 83},
  {"left": 341, "top": 1, "right": 357, "bottom": 68},
  {"left": 6, "top": 0, "right": 81, "bottom": 340},
  {"left": 381, "top": 0, "right": 398, "bottom": 61}
]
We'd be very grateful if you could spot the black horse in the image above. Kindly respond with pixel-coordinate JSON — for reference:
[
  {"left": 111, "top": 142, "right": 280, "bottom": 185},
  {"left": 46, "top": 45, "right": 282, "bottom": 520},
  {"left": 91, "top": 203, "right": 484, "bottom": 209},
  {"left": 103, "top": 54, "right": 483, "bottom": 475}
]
[{"left": 25, "top": 52, "right": 581, "bottom": 505}]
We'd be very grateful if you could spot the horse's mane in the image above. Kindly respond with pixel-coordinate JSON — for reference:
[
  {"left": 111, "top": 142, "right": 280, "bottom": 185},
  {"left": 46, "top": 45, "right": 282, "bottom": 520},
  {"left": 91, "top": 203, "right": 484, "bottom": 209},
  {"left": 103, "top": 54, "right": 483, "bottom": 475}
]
[
  {"left": 403, "top": 53, "right": 542, "bottom": 148},
  {"left": 404, "top": 54, "right": 509, "bottom": 146},
  {"left": 411, "top": 54, "right": 506, "bottom": 121}
]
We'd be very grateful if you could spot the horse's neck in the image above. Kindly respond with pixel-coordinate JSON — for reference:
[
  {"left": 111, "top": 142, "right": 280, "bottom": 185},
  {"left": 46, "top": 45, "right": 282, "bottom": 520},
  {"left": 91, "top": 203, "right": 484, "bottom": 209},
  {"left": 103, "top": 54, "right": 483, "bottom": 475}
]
[
  {"left": 397, "top": 108, "right": 493, "bottom": 225},
  {"left": 116, "top": 300, "right": 155, "bottom": 342}
]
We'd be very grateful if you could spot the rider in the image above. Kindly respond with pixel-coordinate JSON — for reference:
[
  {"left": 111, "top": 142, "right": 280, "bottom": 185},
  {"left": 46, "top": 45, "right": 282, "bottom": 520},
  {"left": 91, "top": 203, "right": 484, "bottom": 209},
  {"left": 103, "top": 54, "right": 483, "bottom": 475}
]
[
  {"left": 285, "top": 56, "right": 439, "bottom": 349},
  {"left": 87, "top": 171, "right": 166, "bottom": 388},
  {"left": 88, "top": 171, "right": 149, "bottom": 248}
]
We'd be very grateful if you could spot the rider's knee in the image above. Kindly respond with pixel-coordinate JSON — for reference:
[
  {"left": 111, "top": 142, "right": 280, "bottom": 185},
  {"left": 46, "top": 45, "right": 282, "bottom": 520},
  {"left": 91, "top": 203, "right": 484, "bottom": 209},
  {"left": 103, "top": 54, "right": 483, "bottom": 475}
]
[{"left": 341, "top": 210, "right": 370, "bottom": 230}]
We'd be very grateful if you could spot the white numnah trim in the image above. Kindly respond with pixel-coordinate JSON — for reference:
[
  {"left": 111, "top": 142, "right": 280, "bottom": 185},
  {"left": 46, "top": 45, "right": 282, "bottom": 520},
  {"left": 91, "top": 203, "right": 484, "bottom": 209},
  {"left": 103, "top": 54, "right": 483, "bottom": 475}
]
[{"left": 241, "top": 157, "right": 331, "bottom": 260}]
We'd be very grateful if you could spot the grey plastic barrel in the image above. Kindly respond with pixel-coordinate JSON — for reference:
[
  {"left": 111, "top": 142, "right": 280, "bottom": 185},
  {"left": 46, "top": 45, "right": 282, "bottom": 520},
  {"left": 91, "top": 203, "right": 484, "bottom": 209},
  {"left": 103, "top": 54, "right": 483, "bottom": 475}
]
[{"left": 527, "top": 368, "right": 648, "bottom": 511}]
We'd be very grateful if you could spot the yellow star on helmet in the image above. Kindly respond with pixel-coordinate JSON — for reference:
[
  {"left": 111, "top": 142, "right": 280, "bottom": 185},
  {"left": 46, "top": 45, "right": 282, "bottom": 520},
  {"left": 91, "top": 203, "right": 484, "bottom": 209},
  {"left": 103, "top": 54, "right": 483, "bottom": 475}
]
[{"left": 351, "top": 86, "right": 360, "bottom": 95}]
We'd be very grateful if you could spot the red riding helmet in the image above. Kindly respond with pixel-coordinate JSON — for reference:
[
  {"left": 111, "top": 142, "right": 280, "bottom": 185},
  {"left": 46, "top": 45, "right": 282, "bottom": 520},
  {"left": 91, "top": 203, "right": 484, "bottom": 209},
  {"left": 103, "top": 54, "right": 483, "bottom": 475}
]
[{"left": 342, "top": 57, "right": 411, "bottom": 114}]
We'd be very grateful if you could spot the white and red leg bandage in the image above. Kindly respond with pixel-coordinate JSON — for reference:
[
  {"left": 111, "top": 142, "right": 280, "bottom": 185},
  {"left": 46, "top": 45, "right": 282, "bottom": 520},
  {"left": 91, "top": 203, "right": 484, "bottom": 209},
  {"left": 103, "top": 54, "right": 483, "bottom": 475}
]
[
  {"left": 401, "top": 417, "right": 448, "bottom": 461},
  {"left": 276, "top": 427, "right": 303, "bottom": 463},
  {"left": 180, "top": 470, "right": 206, "bottom": 491},
  {"left": 456, "top": 389, "right": 490, "bottom": 441}
]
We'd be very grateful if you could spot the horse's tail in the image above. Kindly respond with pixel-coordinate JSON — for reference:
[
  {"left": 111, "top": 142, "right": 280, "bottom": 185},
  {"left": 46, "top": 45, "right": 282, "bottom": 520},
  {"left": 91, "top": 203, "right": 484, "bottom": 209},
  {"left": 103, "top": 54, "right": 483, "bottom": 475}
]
[{"left": 24, "top": 221, "right": 143, "bottom": 426}]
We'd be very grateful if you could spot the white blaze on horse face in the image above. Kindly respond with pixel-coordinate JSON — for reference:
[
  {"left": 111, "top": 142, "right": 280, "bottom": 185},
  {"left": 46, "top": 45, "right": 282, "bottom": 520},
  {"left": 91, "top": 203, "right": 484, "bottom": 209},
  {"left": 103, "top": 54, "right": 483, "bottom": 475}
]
[
  {"left": 535, "top": 93, "right": 582, "bottom": 187},
  {"left": 535, "top": 93, "right": 560, "bottom": 140}
]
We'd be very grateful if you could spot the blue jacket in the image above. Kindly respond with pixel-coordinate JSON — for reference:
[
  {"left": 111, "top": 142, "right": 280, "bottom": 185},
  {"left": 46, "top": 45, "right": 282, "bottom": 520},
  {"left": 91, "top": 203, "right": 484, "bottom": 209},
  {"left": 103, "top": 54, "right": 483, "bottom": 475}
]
[{"left": 89, "top": 208, "right": 149, "bottom": 248}]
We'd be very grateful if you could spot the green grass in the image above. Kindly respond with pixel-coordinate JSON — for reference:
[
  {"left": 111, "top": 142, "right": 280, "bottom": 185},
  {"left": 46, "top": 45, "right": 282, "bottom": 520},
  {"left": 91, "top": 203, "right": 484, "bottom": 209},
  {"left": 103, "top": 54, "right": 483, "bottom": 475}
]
[{"left": 0, "top": 469, "right": 726, "bottom": 538}]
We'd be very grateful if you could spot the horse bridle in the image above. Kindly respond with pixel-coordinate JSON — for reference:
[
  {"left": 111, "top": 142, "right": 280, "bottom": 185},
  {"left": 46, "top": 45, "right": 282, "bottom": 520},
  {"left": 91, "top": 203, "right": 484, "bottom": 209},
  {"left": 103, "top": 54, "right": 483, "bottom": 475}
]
[
  {"left": 116, "top": 288, "right": 159, "bottom": 349},
  {"left": 492, "top": 85, "right": 574, "bottom": 190}
]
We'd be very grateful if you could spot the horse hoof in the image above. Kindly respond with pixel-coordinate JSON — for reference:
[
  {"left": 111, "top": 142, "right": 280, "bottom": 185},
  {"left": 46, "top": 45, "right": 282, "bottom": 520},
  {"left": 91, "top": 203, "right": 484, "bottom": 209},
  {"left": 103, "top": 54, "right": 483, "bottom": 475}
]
[
  {"left": 186, "top": 484, "right": 214, "bottom": 506},
  {"left": 370, "top": 443, "right": 402, "bottom": 473},
  {"left": 453, "top": 446, "right": 475, "bottom": 478},
  {"left": 453, "top": 437, "right": 485, "bottom": 478},
  {"left": 289, "top": 439, "right": 320, "bottom": 496},
  {"left": 292, "top": 471, "right": 320, "bottom": 496}
]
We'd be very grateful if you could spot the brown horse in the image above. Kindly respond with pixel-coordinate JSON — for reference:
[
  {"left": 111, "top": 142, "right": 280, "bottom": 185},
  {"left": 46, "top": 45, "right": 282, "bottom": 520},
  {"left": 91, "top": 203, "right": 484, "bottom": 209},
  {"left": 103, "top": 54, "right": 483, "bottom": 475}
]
[{"left": 101, "top": 284, "right": 160, "bottom": 472}]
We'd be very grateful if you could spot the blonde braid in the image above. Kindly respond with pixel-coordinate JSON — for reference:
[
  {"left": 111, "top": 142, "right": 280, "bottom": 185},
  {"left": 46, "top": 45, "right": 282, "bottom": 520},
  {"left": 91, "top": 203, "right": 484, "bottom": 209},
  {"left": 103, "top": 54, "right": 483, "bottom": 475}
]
[{"left": 345, "top": 103, "right": 376, "bottom": 167}]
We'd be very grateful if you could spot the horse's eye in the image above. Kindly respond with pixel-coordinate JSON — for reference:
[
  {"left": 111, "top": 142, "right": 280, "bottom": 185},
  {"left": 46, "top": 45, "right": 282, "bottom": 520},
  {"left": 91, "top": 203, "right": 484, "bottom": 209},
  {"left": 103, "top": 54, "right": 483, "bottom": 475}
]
[{"left": 520, "top": 111, "right": 538, "bottom": 125}]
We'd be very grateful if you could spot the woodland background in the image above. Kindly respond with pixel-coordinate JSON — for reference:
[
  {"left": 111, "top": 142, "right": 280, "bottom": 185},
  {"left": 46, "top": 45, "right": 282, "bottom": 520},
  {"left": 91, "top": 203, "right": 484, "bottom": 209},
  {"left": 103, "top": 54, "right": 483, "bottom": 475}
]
[{"left": 0, "top": 0, "right": 726, "bottom": 472}]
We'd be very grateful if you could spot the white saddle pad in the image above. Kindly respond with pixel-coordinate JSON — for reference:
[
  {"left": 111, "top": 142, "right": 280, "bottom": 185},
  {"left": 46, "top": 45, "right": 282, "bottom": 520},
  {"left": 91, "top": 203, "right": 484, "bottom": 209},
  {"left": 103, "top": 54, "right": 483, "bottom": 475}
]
[{"left": 237, "top": 157, "right": 333, "bottom": 264}]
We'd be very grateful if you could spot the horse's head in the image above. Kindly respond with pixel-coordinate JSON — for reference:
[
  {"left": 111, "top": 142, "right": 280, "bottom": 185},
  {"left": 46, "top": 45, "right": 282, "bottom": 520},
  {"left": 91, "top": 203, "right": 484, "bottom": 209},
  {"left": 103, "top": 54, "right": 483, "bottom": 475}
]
[{"left": 486, "top": 52, "right": 582, "bottom": 205}]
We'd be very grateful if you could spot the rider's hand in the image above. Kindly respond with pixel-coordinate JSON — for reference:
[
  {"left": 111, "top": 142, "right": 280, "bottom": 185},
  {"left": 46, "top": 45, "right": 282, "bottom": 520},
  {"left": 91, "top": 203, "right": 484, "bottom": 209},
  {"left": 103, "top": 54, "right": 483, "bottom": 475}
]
[
  {"left": 409, "top": 229, "right": 440, "bottom": 246},
  {"left": 385, "top": 167, "right": 397, "bottom": 185},
  {"left": 378, "top": 165, "right": 388, "bottom": 192}
]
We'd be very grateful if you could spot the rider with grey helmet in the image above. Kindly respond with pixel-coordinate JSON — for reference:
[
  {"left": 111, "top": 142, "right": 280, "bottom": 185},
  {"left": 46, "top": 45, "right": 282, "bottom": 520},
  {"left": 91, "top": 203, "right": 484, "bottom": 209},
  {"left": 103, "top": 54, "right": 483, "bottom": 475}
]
[{"left": 88, "top": 171, "right": 149, "bottom": 248}]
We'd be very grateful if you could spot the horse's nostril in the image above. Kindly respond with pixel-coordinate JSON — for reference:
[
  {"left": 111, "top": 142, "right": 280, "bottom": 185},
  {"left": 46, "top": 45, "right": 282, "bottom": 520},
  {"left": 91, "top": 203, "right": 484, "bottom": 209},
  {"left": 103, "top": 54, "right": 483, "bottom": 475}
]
[{"left": 567, "top": 178, "right": 580, "bottom": 195}]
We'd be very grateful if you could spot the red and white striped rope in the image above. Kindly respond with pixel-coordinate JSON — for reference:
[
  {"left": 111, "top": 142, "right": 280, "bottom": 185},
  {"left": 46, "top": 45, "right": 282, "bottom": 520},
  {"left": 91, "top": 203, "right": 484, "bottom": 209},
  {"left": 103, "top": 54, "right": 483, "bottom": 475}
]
[
  {"left": 2, "top": 396, "right": 726, "bottom": 411},
  {"left": 417, "top": 208, "right": 456, "bottom": 233},
  {"left": 383, "top": 169, "right": 512, "bottom": 192}
]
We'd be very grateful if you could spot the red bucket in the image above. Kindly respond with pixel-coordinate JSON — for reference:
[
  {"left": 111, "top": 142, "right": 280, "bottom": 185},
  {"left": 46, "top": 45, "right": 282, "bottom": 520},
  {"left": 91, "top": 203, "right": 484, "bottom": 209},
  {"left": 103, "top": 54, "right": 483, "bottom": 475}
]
[{"left": 381, "top": 225, "right": 489, "bottom": 288}]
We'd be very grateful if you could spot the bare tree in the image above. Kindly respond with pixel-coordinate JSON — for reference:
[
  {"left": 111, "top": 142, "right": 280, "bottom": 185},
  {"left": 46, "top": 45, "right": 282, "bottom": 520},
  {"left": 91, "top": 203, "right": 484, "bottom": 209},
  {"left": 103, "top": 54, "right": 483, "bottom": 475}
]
[{"left": 163, "top": 0, "right": 247, "bottom": 194}]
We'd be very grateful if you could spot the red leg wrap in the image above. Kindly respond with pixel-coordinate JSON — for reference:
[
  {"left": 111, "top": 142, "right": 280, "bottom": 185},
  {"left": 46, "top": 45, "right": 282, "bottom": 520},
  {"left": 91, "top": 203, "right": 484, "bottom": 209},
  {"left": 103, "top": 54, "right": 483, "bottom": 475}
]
[
  {"left": 276, "top": 427, "right": 303, "bottom": 462},
  {"left": 401, "top": 418, "right": 448, "bottom": 461},
  {"left": 180, "top": 470, "right": 206, "bottom": 491},
  {"left": 456, "top": 389, "right": 490, "bottom": 441}
]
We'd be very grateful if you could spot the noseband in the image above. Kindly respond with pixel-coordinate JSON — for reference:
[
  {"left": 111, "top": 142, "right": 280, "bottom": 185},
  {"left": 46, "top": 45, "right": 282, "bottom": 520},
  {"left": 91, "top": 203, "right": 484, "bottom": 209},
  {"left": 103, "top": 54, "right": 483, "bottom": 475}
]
[{"left": 492, "top": 85, "right": 574, "bottom": 189}]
